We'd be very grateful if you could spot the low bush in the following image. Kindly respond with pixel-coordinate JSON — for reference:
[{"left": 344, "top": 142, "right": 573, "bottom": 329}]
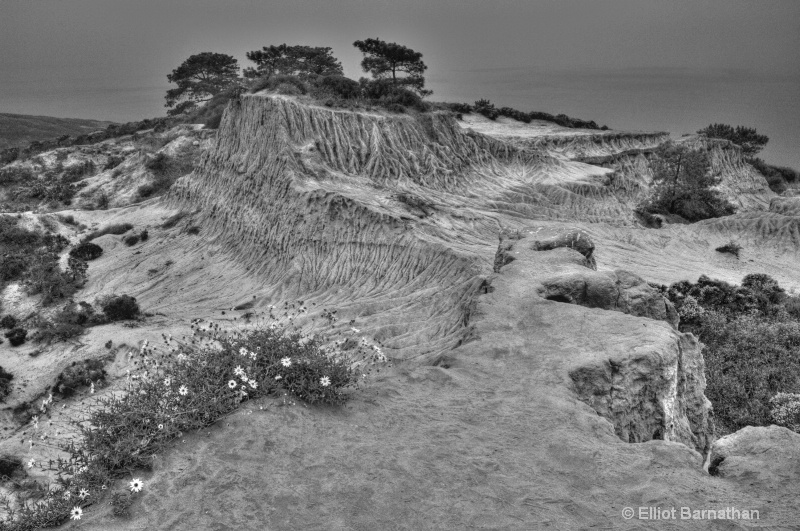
[
  {"left": 249, "top": 74, "right": 309, "bottom": 95},
  {"left": 97, "top": 294, "right": 140, "bottom": 321},
  {"left": 715, "top": 241, "right": 742, "bottom": 258},
  {"left": 770, "top": 392, "right": 800, "bottom": 432},
  {"left": 144, "top": 152, "right": 168, "bottom": 172},
  {"left": 104, "top": 155, "right": 125, "bottom": 171},
  {"left": 4, "top": 328, "right": 27, "bottom": 347},
  {"left": 69, "top": 241, "right": 103, "bottom": 261},
  {"left": 52, "top": 358, "right": 108, "bottom": 398},
  {"left": 0, "top": 367, "right": 14, "bottom": 400},
  {"left": 473, "top": 99, "right": 499, "bottom": 120},
  {"left": 161, "top": 211, "right": 188, "bottom": 229},
  {"left": 750, "top": 157, "right": 800, "bottom": 195},
  {"left": 122, "top": 234, "right": 140, "bottom": 246},
  {"left": 0, "top": 315, "right": 17, "bottom": 329},
  {"left": 139, "top": 229, "right": 149, "bottom": 242}
]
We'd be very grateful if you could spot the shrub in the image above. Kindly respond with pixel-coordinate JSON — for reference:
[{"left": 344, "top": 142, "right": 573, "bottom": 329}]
[
  {"left": 750, "top": 157, "right": 800, "bottom": 194},
  {"left": 0, "top": 454, "right": 22, "bottom": 478},
  {"left": 95, "top": 192, "right": 110, "bottom": 210},
  {"left": 52, "top": 358, "right": 108, "bottom": 397},
  {"left": 104, "top": 155, "right": 125, "bottom": 171},
  {"left": 98, "top": 294, "right": 140, "bottom": 321},
  {"left": 0, "top": 315, "right": 17, "bottom": 329},
  {"left": 0, "top": 366, "right": 14, "bottom": 399},
  {"left": 473, "top": 99, "right": 499, "bottom": 120},
  {"left": 715, "top": 241, "right": 742, "bottom": 258},
  {"left": 770, "top": 392, "right": 800, "bottom": 433},
  {"left": 144, "top": 152, "right": 168, "bottom": 172},
  {"left": 23, "top": 250, "right": 78, "bottom": 305},
  {"left": 122, "top": 234, "right": 140, "bottom": 246},
  {"left": 139, "top": 229, "right": 149, "bottom": 242},
  {"left": 69, "top": 241, "right": 103, "bottom": 261},
  {"left": 5, "top": 328, "right": 27, "bottom": 347},
  {"left": 313, "top": 75, "right": 361, "bottom": 100}
]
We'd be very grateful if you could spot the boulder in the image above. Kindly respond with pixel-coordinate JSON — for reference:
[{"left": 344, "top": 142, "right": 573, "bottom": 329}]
[
  {"left": 709, "top": 425, "right": 800, "bottom": 481},
  {"left": 539, "top": 269, "right": 679, "bottom": 327}
]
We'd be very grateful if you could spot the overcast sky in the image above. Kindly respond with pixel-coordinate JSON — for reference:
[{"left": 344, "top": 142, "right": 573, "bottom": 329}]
[{"left": 2, "top": 0, "right": 799, "bottom": 165}]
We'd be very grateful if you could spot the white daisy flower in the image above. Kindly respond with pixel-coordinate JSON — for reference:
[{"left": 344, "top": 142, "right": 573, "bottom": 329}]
[
  {"left": 249, "top": 351, "right": 257, "bottom": 360},
  {"left": 129, "top": 478, "right": 144, "bottom": 493},
  {"left": 320, "top": 376, "right": 331, "bottom": 387},
  {"left": 239, "top": 347, "right": 248, "bottom": 356},
  {"left": 78, "top": 488, "right": 89, "bottom": 499},
  {"left": 275, "top": 375, "right": 282, "bottom": 381},
  {"left": 233, "top": 366, "right": 245, "bottom": 377},
  {"left": 70, "top": 506, "right": 82, "bottom": 520},
  {"left": 26, "top": 458, "right": 35, "bottom": 469},
  {"left": 163, "top": 377, "right": 171, "bottom": 386},
  {"left": 281, "top": 357, "right": 292, "bottom": 367},
  {"left": 249, "top": 379, "right": 258, "bottom": 389},
  {"left": 158, "top": 424, "right": 164, "bottom": 430},
  {"left": 227, "top": 380, "right": 237, "bottom": 389},
  {"left": 178, "top": 385, "right": 188, "bottom": 396}
]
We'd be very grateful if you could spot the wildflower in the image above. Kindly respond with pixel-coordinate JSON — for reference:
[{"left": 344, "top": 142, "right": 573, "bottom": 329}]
[
  {"left": 250, "top": 351, "right": 257, "bottom": 360},
  {"left": 281, "top": 357, "right": 292, "bottom": 367},
  {"left": 78, "top": 488, "right": 89, "bottom": 500},
  {"left": 176, "top": 353, "right": 188, "bottom": 363},
  {"left": 234, "top": 366, "right": 245, "bottom": 377},
  {"left": 79, "top": 466, "right": 88, "bottom": 473},
  {"left": 179, "top": 385, "right": 188, "bottom": 396},
  {"left": 27, "top": 458, "right": 35, "bottom": 469},
  {"left": 70, "top": 506, "right": 82, "bottom": 520},
  {"left": 239, "top": 347, "right": 248, "bottom": 357},
  {"left": 63, "top": 491, "right": 71, "bottom": 500},
  {"left": 275, "top": 375, "right": 282, "bottom": 381},
  {"left": 163, "top": 377, "right": 171, "bottom": 386},
  {"left": 320, "top": 376, "right": 331, "bottom": 387},
  {"left": 249, "top": 379, "right": 258, "bottom": 389},
  {"left": 129, "top": 478, "right": 144, "bottom": 493},
  {"left": 101, "top": 485, "right": 107, "bottom": 490},
  {"left": 351, "top": 327, "right": 360, "bottom": 333},
  {"left": 269, "top": 323, "right": 278, "bottom": 330},
  {"left": 228, "top": 380, "right": 237, "bottom": 389}
]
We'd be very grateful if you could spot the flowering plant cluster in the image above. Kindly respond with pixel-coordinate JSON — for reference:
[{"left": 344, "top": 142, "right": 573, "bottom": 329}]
[{"left": 0, "top": 305, "right": 387, "bottom": 528}]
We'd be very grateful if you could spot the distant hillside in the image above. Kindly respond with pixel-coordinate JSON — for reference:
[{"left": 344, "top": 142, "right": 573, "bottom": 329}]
[{"left": 0, "top": 113, "right": 116, "bottom": 149}]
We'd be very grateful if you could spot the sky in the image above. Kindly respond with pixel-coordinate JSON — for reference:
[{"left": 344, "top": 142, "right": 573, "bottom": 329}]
[{"left": 1, "top": 0, "right": 799, "bottom": 167}]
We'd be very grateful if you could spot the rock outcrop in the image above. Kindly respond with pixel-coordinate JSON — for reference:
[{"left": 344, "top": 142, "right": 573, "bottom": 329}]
[
  {"left": 530, "top": 227, "right": 596, "bottom": 269},
  {"left": 539, "top": 269, "right": 679, "bottom": 327}
]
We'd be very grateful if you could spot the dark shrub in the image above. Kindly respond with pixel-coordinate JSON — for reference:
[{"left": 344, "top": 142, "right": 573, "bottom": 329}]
[
  {"left": 448, "top": 102, "right": 472, "bottom": 114},
  {"left": 161, "top": 212, "right": 188, "bottom": 229},
  {"left": 98, "top": 294, "right": 140, "bottom": 321},
  {"left": 0, "top": 454, "right": 21, "bottom": 476},
  {"left": 123, "top": 234, "right": 140, "bottom": 246},
  {"left": 5, "top": 328, "right": 27, "bottom": 347},
  {"left": 145, "top": 152, "right": 168, "bottom": 172},
  {"left": 139, "top": 229, "right": 149, "bottom": 242},
  {"left": 0, "top": 315, "right": 17, "bottom": 329},
  {"left": 185, "top": 226, "right": 200, "bottom": 235},
  {"left": 0, "top": 366, "right": 13, "bottom": 400},
  {"left": 69, "top": 241, "right": 103, "bottom": 261},
  {"left": 715, "top": 241, "right": 742, "bottom": 258},
  {"left": 473, "top": 99, "right": 499, "bottom": 120},
  {"left": 52, "top": 358, "right": 108, "bottom": 397},
  {"left": 104, "top": 155, "right": 126, "bottom": 171},
  {"left": 314, "top": 75, "right": 361, "bottom": 99}
]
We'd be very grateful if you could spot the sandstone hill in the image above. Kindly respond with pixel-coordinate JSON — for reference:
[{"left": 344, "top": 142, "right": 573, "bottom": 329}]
[{"left": 0, "top": 95, "right": 798, "bottom": 529}]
